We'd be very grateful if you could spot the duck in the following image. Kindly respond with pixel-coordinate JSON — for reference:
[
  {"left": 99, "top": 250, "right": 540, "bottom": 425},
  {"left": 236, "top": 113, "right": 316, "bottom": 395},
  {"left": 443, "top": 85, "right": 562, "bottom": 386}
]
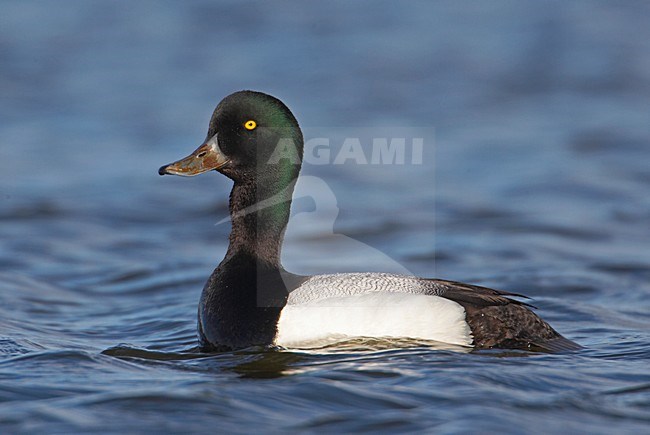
[{"left": 158, "top": 90, "right": 580, "bottom": 353}]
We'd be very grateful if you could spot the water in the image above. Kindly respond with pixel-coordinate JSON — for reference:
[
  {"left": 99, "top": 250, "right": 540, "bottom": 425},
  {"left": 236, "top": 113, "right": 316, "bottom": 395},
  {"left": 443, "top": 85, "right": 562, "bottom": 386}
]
[{"left": 1, "top": 1, "right": 650, "bottom": 433}]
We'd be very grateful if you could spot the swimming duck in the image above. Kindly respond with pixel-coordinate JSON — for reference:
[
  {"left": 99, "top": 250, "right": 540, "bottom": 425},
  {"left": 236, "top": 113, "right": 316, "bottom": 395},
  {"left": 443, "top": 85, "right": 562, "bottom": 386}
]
[{"left": 159, "top": 90, "right": 579, "bottom": 352}]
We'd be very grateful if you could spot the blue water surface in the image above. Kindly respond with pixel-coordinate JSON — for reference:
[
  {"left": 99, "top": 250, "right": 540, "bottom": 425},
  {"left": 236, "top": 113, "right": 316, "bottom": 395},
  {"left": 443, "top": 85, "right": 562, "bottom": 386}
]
[{"left": 1, "top": 1, "right": 649, "bottom": 433}]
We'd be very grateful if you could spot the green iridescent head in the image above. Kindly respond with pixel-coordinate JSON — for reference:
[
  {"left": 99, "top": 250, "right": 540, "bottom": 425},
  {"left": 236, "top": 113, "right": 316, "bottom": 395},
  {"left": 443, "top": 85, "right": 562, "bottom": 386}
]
[{"left": 159, "top": 90, "right": 304, "bottom": 187}]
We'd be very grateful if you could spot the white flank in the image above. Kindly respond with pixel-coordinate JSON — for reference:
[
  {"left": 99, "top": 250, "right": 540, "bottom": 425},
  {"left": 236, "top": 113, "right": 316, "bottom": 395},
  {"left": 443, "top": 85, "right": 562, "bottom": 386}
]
[{"left": 275, "top": 292, "right": 473, "bottom": 349}]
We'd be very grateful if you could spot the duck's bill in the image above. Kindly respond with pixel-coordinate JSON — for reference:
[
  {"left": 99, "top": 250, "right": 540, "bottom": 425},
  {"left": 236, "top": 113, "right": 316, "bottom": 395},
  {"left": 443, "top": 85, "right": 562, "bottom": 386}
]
[{"left": 158, "top": 140, "right": 229, "bottom": 177}]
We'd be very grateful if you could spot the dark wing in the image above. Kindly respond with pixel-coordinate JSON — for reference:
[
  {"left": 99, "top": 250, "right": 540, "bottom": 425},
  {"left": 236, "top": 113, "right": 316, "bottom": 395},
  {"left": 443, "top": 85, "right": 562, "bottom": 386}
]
[
  {"left": 427, "top": 279, "right": 581, "bottom": 352},
  {"left": 428, "top": 279, "right": 536, "bottom": 309}
]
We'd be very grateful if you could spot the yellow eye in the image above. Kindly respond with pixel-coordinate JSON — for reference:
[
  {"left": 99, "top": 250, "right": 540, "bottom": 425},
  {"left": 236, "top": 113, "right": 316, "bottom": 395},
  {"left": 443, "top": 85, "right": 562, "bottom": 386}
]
[{"left": 244, "top": 120, "right": 257, "bottom": 130}]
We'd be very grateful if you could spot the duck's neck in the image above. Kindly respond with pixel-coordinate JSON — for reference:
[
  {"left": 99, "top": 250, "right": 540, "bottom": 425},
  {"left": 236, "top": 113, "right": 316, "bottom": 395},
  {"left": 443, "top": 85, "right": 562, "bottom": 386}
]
[{"left": 225, "top": 178, "right": 295, "bottom": 266}]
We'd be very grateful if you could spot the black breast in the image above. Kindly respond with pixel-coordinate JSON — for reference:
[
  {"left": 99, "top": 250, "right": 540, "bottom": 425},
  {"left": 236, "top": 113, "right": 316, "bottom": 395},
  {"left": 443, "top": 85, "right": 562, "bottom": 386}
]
[{"left": 197, "top": 252, "right": 306, "bottom": 351}]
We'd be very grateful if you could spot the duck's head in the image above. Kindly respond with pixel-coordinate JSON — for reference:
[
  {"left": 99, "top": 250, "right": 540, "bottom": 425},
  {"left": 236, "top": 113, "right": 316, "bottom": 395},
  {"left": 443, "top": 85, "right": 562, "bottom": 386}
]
[{"left": 159, "top": 91, "right": 304, "bottom": 184}]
